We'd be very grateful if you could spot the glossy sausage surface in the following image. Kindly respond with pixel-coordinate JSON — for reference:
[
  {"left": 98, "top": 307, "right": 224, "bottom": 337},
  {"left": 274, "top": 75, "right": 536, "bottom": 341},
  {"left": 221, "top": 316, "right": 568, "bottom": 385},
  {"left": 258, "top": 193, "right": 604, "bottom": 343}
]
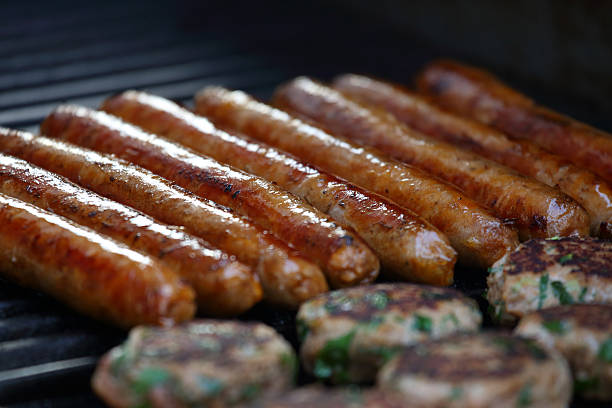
[
  {"left": 41, "top": 106, "right": 379, "bottom": 289},
  {"left": 416, "top": 60, "right": 612, "bottom": 186},
  {"left": 277, "top": 77, "right": 589, "bottom": 240},
  {"left": 333, "top": 74, "right": 612, "bottom": 239},
  {"left": 195, "top": 87, "right": 519, "bottom": 268},
  {"left": 0, "top": 129, "right": 327, "bottom": 308},
  {"left": 0, "top": 192, "right": 195, "bottom": 328},
  {"left": 0, "top": 152, "right": 261, "bottom": 315},
  {"left": 102, "top": 91, "right": 456, "bottom": 285}
]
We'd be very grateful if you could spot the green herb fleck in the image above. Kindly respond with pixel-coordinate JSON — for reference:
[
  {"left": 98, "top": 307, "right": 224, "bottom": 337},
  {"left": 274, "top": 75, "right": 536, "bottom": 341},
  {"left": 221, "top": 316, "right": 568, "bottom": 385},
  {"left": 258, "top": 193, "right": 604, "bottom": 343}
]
[
  {"left": 131, "top": 367, "right": 170, "bottom": 396},
  {"left": 551, "top": 281, "right": 574, "bottom": 305},
  {"left": 110, "top": 345, "right": 128, "bottom": 375},
  {"left": 412, "top": 314, "right": 432, "bottom": 333},
  {"left": 598, "top": 338, "right": 612, "bottom": 363},
  {"left": 450, "top": 386, "right": 463, "bottom": 400},
  {"left": 196, "top": 376, "right": 223, "bottom": 397},
  {"left": 559, "top": 253, "right": 573, "bottom": 264},
  {"left": 364, "top": 346, "right": 399, "bottom": 363},
  {"left": 365, "top": 291, "right": 389, "bottom": 309},
  {"left": 240, "top": 384, "right": 260, "bottom": 400},
  {"left": 280, "top": 351, "right": 298, "bottom": 381},
  {"left": 421, "top": 291, "right": 451, "bottom": 301},
  {"left": 442, "top": 313, "right": 460, "bottom": 328},
  {"left": 542, "top": 320, "right": 567, "bottom": 335},
  {"left": 578, "top": 287, "right": 587, "bottom": 302},
  {"left": 574, "top": 376, "right": 599, "bottom": 393},
  {"left": 313, "top": 330, "right": 356, "bottom": 383},
  {"left": 516, "top": 384, "right": 532, "bottom": 407},
  {"left": 487, "top": 265, "right": 503, "bottom": 275},
  {"left": 524, "top": 339, "right": 548, "bottom": 361},
  {"left": 296, "top": 318, "right": 309, "bottom": 342},
  {"left": 324, "top": 294, "right": 354, "bottom": 312},
  {"left": 547, "top": 236, "right": 561, "bottom": 240},
  {"left": 537, "top": 274, "right": 549, "bottom": 309},
  {"left": 361, "top": 315, "right": 384, "bottom": 330},
  {"left": 489, "top": 300, "right": 505, "bottom": 322}
]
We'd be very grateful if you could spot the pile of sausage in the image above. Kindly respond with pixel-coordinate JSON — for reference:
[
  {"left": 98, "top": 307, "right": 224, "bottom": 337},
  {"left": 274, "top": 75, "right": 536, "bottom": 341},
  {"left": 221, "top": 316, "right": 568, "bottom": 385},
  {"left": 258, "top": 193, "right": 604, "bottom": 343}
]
[{"left": 1, "top": 60, "right": 610, "bottom": 328}]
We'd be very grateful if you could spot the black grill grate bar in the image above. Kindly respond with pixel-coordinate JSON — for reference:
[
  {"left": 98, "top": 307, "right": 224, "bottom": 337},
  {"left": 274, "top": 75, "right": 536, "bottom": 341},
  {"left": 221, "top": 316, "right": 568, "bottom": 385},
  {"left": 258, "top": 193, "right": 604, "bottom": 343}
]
[
  {"left": 0, "top": 56, "right": 267, "bottom": 111},
  {"left": 0, "top": 69, "right": 286, "bottom": 129},
  {"left": 0, "top": 32, "right": 194, "bottom": 74},
  {"left": 0, "top": 19, "right": 168, "bottom": 60},
  {"left": 0, "top": 333, "right": 116, "bottom": 371},
  {"left": 0, "top": 315, "right": 85, "bottom": 342},
  {"left": 0, "top": 299, "right": 54, "bottom": 319},
  {"left": 0, "top": 40, "right": 230, "bottom": 92},
  {"left": 0, "top": 1, "right": 168, "bottom": 42}
]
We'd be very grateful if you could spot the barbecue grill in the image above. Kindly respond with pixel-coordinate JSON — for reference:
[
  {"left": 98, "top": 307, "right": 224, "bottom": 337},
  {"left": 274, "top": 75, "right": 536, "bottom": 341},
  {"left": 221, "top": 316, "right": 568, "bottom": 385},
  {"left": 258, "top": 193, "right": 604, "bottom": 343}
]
[{"left": 0, "top": 1, "right": 609, "bottom": 406}]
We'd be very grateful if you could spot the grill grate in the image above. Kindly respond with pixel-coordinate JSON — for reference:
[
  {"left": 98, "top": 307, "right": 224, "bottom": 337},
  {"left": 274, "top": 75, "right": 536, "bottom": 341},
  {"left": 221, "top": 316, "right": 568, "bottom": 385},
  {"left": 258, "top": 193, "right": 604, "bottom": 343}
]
[{"left": 0, "top": 1, "right": 609, "bottom": 406}]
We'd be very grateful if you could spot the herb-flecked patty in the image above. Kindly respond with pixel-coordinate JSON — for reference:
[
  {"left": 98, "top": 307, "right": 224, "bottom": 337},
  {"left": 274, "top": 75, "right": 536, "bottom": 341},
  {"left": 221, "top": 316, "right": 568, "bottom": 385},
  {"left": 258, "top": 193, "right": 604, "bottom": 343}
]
[
  {"left": 487, "top": 237, "right": 612, "bottom": 324},
  {"left": 92, "top": 320, "right": 297, "bottom": 408},
  {"left": 296, "top": 283, "right": 482, "bottom": 383},
  {"left": 378, "top": 332, "right": 572, "bottom": 408},
  {"left": 515, "top": 304, "right": 612, "bottom": 401},
  {"left": 251, "top": 385, "right": 411, "bottom": 408}
]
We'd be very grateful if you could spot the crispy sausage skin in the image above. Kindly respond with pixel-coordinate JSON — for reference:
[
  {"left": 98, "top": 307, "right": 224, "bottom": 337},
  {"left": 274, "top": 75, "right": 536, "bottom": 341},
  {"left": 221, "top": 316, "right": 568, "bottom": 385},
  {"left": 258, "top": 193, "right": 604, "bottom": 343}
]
[
  {"left": 0, "top": 129, "right": 327, "bottom": 308},
  {"left": 276, "top": 77, "right": 589, "bottom": 241},
  {"left": 416, "top": 60, "right": 612, "bottom": 186},
  {"left": 333, "top": 74, "right": 612, "bottom": 239},
  {"left": 41, "top": 106, "right": 379, "bottom": 289},
  {"left": 0, "top": 193, "right": 195, "bottom": 328},
  {"left": 102, "top": 91, "right": 456, "bottom": 286},
  {"left": 0, "top": 152, "right": 261, "bottom": 315},
  {"left": 195, "top": 87, "right": 519, "bottom": 269}
]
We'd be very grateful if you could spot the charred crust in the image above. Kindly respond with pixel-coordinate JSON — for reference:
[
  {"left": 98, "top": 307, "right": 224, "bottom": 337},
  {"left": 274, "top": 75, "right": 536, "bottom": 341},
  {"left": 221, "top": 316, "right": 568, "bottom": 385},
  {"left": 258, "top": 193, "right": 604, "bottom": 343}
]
[
  {"left": 319, "top": 284, "right": 468, "bottom": 319},
  {"left": 393, "top": 333, "right": 547, "bottom": 381},
  {"left": 505, "top": 237, "right": 611, "bottom": 278},
  {"left": 534, "top": 304, "right": 612, "bottom": 331}
]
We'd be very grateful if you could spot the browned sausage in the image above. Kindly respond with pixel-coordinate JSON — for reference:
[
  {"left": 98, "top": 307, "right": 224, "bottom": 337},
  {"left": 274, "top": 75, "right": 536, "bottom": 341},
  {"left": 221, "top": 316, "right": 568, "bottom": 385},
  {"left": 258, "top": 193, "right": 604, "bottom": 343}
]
[
  {"left": 40, "top": 106, "right": 379, "bottom": 289},
  {"left": 101, "top": 91, "right": 457, "bottom": 285},
  {"left": 0, "top": 192, "right": 195, "bottom": 328},
  {"left": 333, "top": 74, "right": 612, "bottom": 239},
  {"left": 195, "top": 87, "right": 519, "bottom": 269},
  {"left": 416, "top": 60, "right": 612, "bottom": 186},
  {"left": 0, "top": 152, "right": 262, "bottom": 315},
  {"left": 274, "top": 77, "right": 589, "bottom": 240},
  {"left": 0, "top": 129, "right": 327, "bottom": 308}
]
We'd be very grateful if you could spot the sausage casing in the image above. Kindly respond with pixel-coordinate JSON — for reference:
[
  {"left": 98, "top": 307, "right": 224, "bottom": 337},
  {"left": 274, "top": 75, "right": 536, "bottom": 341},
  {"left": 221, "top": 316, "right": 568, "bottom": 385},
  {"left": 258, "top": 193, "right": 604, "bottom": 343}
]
[
  {"left": 40, "top": 106, "right": 379, "bottom": 288},
  {"left": 0, "top": 151, "right": 261, "bottom": 315},
  {"left": 0, "top": 129, "right": 327, "bottom": 308},
  {"left": 0, "top": 192, "right": 195, "bottom": 328},
  {"left": 276, "top": 77, "right": 589, "bottom": 240},
  {"left": 102, "top": 91, "right": 456, "bottom": 285},
  {"left": 195, "top": 87, "right": 519, "bottom": 268},
  {"left": 333, "top": 74, "right": 612, "bottom": 239},
  {"left": 416, "top": 60, "right": 612, "bottom": 186}
]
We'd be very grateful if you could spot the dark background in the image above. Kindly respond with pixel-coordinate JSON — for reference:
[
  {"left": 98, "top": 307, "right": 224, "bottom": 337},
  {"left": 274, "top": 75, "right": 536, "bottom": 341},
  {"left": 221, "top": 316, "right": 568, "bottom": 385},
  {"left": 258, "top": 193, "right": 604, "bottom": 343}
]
[{"left": 0, "top": 0, "right": 609, "bottom": 406}]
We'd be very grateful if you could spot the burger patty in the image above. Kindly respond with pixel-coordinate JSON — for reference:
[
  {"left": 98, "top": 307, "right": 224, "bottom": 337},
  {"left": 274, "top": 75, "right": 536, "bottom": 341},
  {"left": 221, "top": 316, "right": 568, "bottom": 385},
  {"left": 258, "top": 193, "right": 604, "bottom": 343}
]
[
  {"left": 378, "top": 332, "right": 572, "bottom": 408},
  {"left": 251, "top": 385, "right": 409, "bottom": 408},
  {"left": 92, "top": 320, "right": 296, "bottom": 408},
  {"left": 296, "top": 283, "right": 482, "bottom": 383},
  {"left": 515, "top": 304, "right": 612, "bottom": 401},
  {"left": 487, "top": 237, "right": 612, "bottom": 324}
]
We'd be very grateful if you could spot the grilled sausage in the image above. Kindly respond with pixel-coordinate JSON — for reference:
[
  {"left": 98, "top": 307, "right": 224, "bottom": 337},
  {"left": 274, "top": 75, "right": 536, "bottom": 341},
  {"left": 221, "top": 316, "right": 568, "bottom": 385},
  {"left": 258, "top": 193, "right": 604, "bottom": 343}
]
[
  {"left": 41, "top": 106, "right": 379, "bottom": 289},
  {"left": 334, "top": 74, "right": 612, "bottom": 239},
  {"left": 102, "top": 91, "right": 456, "bottom": 286},
  {"left": 416, "top": 60, "right": 612, "bottom": 186},
  {"left": 0, "top": 152, "right": 261, "bottom": 315},
  {"left": 276, "top": 77, "right": 589, "bottom": 241},
  {"left": 0, "top": 129, "right": 327, "bottom": 308},
  {"left": 195, "top": 87, "right": 518, "bottom": 268},
  {"left": 0, "top": 193, "right": 195, "bottom": 328}
]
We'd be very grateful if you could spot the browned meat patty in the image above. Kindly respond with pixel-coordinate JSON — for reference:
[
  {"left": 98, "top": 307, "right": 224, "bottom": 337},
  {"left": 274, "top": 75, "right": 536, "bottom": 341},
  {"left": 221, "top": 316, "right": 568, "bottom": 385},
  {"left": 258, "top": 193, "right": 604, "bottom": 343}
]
[
  {"left": 92, "top": 320, "right": 297, "bottom": 408},
  {"left": 378, "top": 332, "right": 572, "bottom": 408},
  {"left": 515, "top": 304, "right": 612, "bottom": 401},
  {"left": 297, "top": 283, "right": 481, "bottom": 383}
]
